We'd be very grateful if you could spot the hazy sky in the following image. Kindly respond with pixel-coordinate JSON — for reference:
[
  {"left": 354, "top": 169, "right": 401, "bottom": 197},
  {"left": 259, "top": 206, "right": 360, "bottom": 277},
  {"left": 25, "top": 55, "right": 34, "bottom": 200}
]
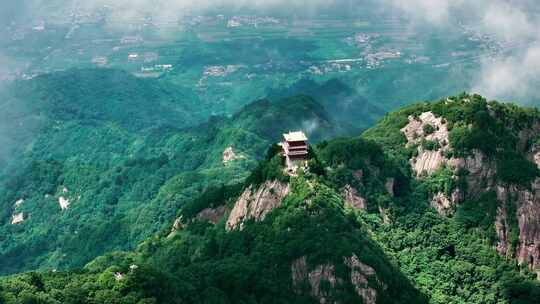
[
  {"left": 0, "top": 0, "right": 539, "bottom": 102},
  {"left": 386, "top": 0, "right": 540, "bottom": 102}
]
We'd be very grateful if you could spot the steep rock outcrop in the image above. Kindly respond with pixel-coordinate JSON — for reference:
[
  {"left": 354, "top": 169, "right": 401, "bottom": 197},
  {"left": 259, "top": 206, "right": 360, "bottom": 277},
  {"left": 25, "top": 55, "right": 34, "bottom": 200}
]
[
  {"left": 341, "top": 185, "right": 367, "bottom": 210},
  {"left": 495, "top": 181, "right": 540, "bottom": 276},
  {"left": 385, "top": 178, "right": 395, "bottom": 197},
  {"left": 291, "top": 257, "right": 338, "bottom": 304},
  {"left": 447, "top": 151, "right": 497, "bottom": 194},
  {"left": 402, "top": 112, "right": 497, "bottom": 192},
  {"left": 516, "top": 181, "right": 540, "bottom": 275},
  {"left": 291, "top": 254, "right": 382, "bottom": 304},
  {"left": 495, "top": 204, "right": 510, "bottom": 258},
  {"left": 402, "top": 112, "right": 450, "bottom": 176},
  {"left": 196, "top": 206, "right": 229, "bottom": 224},
  {"left": 168, "top": 217, "right": 185, "bottom": 237},
  {"left": 11, "top": 213, "right": 24, "bottom": 225},
  {"left": 223, "top": 146, "right": 245, "bottom": 164},
  {"left": 430, "top": 192, "right": 453, "bottom": 216},
  {"left": 344, "top": 254, "right": 383, "bottom": 304},
  {"left": 402, "top": 111, "right": 540, "bottom": 274},
  {"left": 226, "top": 180, "right": 289, "bottom": 230}
]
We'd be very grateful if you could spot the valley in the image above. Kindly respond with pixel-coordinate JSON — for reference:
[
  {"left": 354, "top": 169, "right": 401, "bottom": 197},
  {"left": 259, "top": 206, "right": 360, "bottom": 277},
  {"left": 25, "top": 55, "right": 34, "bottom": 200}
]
[{"left": 1, "top": 5, "right": 524, "bottom": 124}]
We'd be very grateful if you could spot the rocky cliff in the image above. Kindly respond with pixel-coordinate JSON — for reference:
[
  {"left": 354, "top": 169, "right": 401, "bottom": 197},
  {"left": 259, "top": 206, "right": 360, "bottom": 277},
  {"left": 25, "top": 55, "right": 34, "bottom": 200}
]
[
  {"left": 397, "top": 101, "right": 540, "bottom": 276},
  {"left": 226, "top": 180, "right": 290, "bottom": 230},
  {"left": 291, "top": 254, "right": 383, "bottom": 304}
]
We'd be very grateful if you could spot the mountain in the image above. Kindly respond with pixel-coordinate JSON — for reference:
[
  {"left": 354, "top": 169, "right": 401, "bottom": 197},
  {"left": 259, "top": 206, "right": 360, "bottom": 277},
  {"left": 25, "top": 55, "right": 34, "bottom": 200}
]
[
  {"left": 0, "top": 69, "right": 341, "bottom": 275},
  {"left": 1, "top": 93, "right": 539, "bottom": 304},
  {"left": 0, "top": 143, "right": 428, "bottom": 304},
  {"left": 364, "top": 93, "right": 540, "bottom": 273},
  {"left": 267, "top": 78, "right": 387, "bottom": 134}
]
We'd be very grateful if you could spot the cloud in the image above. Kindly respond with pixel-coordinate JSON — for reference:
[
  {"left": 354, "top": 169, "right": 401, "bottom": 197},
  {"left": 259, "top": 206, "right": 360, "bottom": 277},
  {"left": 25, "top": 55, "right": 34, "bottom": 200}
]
[
  {"left": 473, "top": 2, "right": 540, "bottom": 102},
  {"left": 2, "top": 0, "right": 540, "bottom": 104},
  {"left": 302, "top": 119, "right": 320, "bottom": 135},
  {"left": 386, "top": 0, "right": 540, "bottom": 103},
  {"left": 481, "top": 1, "right": 534, "bottom": 41},
  {"left": 384, "top": 0, "right": 465, "bottom": 25},
  {"left": 473, "top": 46, "right": 540, "bottom": 102}
]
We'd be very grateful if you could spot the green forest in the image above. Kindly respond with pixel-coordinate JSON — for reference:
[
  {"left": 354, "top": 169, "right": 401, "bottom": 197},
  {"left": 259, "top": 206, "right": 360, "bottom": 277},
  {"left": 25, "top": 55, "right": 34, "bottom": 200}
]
[
  {"left": 0, "top": 93, "right": 539, "bottom": 303},
  {"left": 0, "top": 69, "right": 342, "bottom": 274}
]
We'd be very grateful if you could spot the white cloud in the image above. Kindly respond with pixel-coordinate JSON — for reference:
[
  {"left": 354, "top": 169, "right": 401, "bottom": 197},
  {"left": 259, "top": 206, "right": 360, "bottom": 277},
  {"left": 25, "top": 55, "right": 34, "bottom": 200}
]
[
  {"left": 481, "top": 2, "right": 533, "bottom": 41},
  {"left": 3, "top": 0, "right": 540, "bottom": 104},
  {"left": 385, "top": 0, "right": 465, "bottom": 25},
  {"left": 387, "top": 0, "right": 540, "bottom": 103},
  {"left": 473, "top": 46, "right": 540, "bottom": 101}
]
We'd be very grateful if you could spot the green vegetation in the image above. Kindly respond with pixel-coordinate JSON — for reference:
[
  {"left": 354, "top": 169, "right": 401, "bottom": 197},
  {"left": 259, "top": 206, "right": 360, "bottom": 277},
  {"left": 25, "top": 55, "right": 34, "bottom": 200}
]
[
  {"left": 366, "top": 93, "right": 540, "bottom": 186},
  {"left": 0, "top": 71, "right": 340, "bottom": 275},
  {"left": 497, "top": 151, "right": 540, "bottom": 188},
  {"left": 421, "top": 139, "right": 440, "bottom": 151},
  {"left": 1, "top": 92, "right": 539, "bottom": 304},
  {"left": 423, "top": 124, "right": 436, "bottom": 135},
  {"left": 455, "top": 191, "right": 499, "bottom": 241},
  {"left": 368, "top": 208, "right": 540, "bottom": 304},
  {"left": 0, "top": 174, "right": 427, "bottom": 304},
  {"left": 420, "top": 166, "right": 457, "bottom": 197}
]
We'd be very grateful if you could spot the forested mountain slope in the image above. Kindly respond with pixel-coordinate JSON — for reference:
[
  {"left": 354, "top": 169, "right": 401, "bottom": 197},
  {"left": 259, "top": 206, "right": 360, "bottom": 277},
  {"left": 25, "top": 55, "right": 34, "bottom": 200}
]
[
  {"left": 1, "top": 94, "right": 539, "bottom": 304},
  {"left": 0, "top": 144, "right": 429, "bottom": 304},
  {"left": 0, "top": 69, "right": 340, "bottom": 275},
  {"left": 364, "top": 93, "right": 540, "bottom": 274}
]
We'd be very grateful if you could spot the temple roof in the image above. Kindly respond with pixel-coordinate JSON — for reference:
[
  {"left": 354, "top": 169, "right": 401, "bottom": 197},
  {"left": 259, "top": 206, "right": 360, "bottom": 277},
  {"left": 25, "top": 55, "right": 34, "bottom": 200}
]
[{"left": 283, "top": 131, "right": 308, "bottom": 142}]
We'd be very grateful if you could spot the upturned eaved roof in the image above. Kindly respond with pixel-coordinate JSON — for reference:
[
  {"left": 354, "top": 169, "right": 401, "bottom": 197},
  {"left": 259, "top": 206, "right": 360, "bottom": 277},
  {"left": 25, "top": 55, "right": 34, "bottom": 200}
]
[{"left": 283, "top": 131, "right": 308, "bottom": 142}]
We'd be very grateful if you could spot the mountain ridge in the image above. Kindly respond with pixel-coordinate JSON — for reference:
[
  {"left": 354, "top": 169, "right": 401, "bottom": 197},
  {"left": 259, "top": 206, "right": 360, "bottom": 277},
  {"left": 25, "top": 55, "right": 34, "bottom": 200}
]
[
  {"left": 1, "top": 93, "right": 539, "bottom": 303},
  {"left": 0, "top": 76, "right": 340, "bottom": 275}
]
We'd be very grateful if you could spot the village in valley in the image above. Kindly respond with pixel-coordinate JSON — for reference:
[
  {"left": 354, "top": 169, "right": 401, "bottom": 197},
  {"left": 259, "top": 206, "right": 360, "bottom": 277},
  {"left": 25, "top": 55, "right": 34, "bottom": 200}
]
[{"left": 0, "top": 2, "right": 523, "bottom": 118}]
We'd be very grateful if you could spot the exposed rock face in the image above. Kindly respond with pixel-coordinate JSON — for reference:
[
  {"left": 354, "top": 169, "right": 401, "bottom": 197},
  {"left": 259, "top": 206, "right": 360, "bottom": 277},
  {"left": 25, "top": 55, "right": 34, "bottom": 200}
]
[
  {"left": 308, "top": 264, "right": 338, "bottom": 304},
  {"left": 385, "top": 178, "right": 395, "bottom": 197},
  {"left": 291, "top": 256, "right": 309, "bottom": 289},
  {"left": 196, "top": 206, "right": 229, "bottom": 224},
  {"left": 223, "top": 146, "right": 236, "bottom": 163},
  {"left": 402, "top": 112, "right": 498, "bottom": 208},
  {"left": 378, "top": 206, "right": 391, "bottom": 224},
  {"left": 291, "top": 254, "right": 382, "bottom": 304},
  {"left": 223, "top": 146, "right": 244, "bottom": 164},
  {"left": 291, "top": 257, "right": 338, "bottom": 304},
  {"left": 58, "top": 197, "right": 70, "bottom": 210},
  {"left": 401, "top": 112, "right": 448, "bottom": 145},
  {"left": 114, "top": 272, "right": 125, "bottom": 281},
  {"left": 495, "top": 181, "right": 540, "bottom": 275},
  {"left": 402, "top": 111, "right": 540, "bottom": 274},
  {"left": 14, "top": 199, "right": 24, "bottom": 208},
  {"left": 516, "top": 180, "right": 540, "bottom": 275},
  {"left": 11, "top": 213, "right": 24, "bottom": 225},
  {"left": 448, "top": 151, "right": 497, "bottom": 194},
  {"left": 430, "top": 192, "right": 453, "bottom": 216},
  {"left": 341, "top": 185, "right": 367, "bottom": 210},
  {"left": 401, "top": 112, "right": 450, "bottom": 176},
  {"left": 412, "top": 150, "right": 446, "bottom": 177},
  {"left": 344, "top": 254, "right": 382, "bottom": 304},
  {"left": 534, "top": 150, "right": 540, "bottom": 168},
  {"left": 226, "top": 180, "right": 289, "bottom": 231},
  {"left": 169, "top": 217, "right": 185, "bottom": 235},
  {"left": 58, "top": 187, "right": 75, "bottom": 210},
  {"left": 495, "top": 205, "right": 510, "bottom": 257}
]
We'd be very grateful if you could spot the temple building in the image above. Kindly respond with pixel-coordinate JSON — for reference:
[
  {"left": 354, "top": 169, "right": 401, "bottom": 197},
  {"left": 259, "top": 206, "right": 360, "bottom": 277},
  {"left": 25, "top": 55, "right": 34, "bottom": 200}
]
[{"left": 282, "top": 131, "right": 309, "bottom": 172}]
